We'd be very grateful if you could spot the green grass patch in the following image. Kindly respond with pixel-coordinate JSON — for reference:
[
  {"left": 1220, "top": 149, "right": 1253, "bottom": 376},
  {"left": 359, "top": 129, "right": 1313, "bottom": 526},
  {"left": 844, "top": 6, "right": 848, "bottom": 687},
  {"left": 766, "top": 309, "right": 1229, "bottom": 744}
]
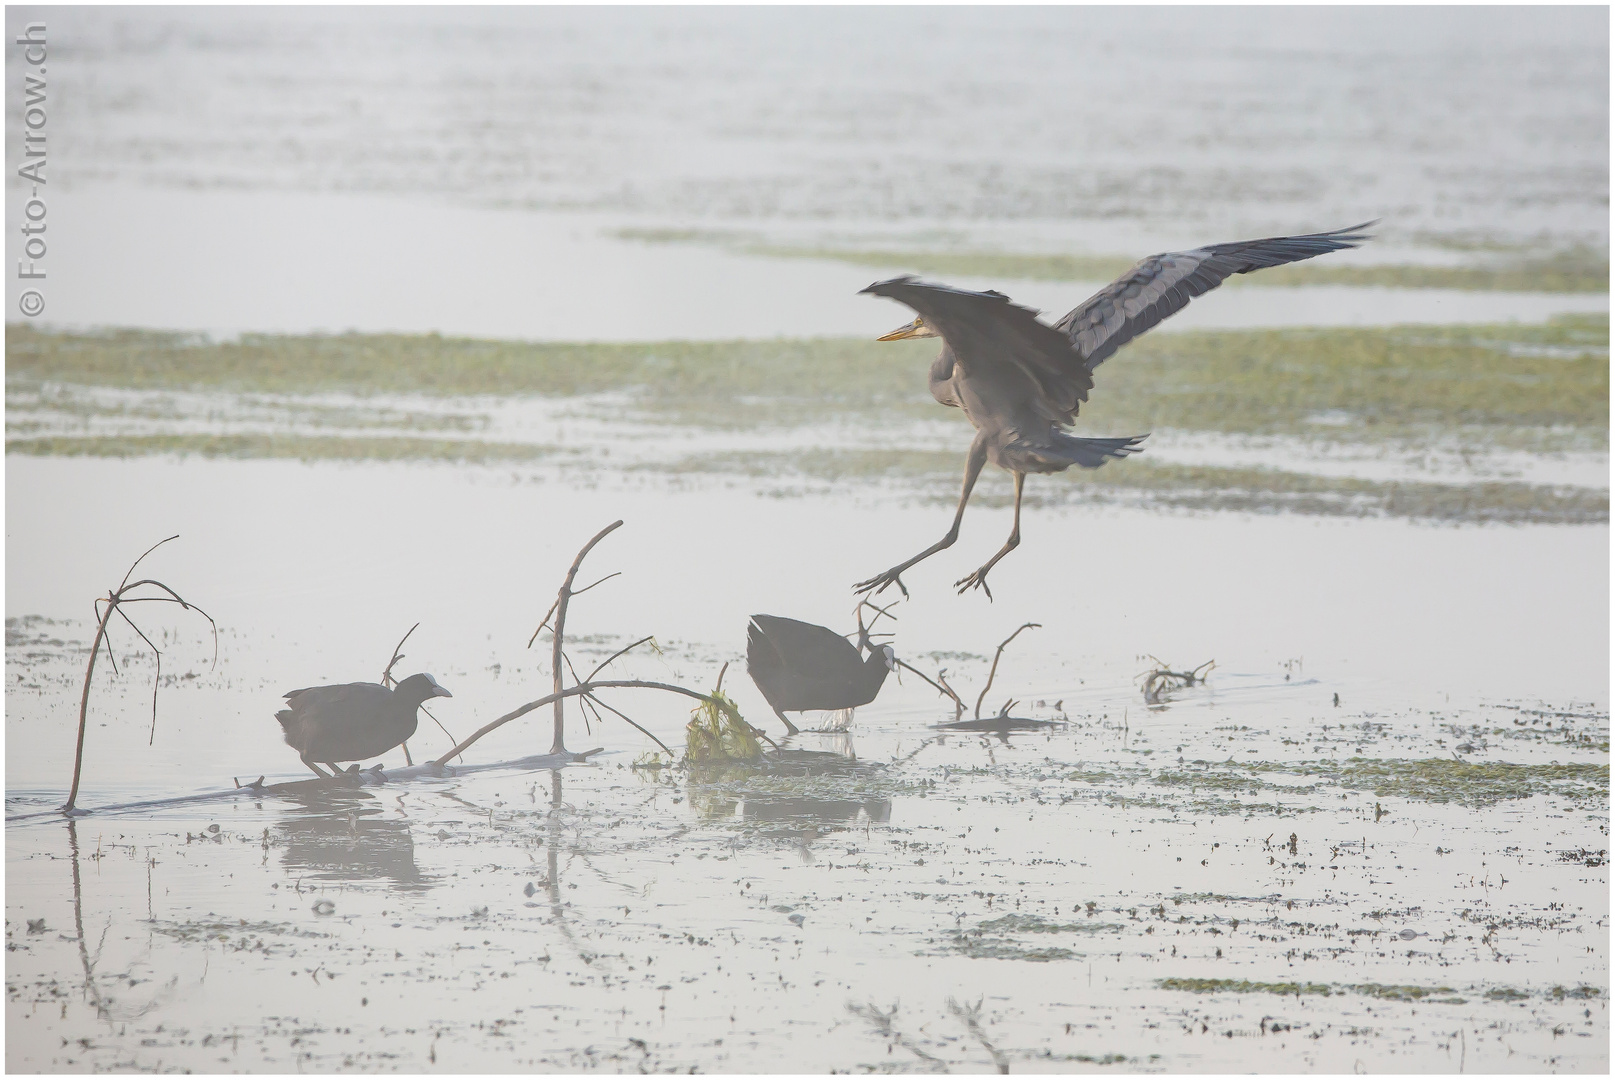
[
  {"left": 1331, "top": 758, "right": 1608, "bottom": 807},
  {"left": 8, "top": 316, "right": 1607, "bottom": 443},
  {"left": 1228, "top": 758, "right": 1610, "bottom": 808},
  {"left": 1159, "top": 978, "right": 1465, "bottom": 1003},
  {"left": 974, "top": 914, "right": 1127, "bottom": 935},
  {"left": 1159, "top": 977, "right": 1335, "bottom": 996}
]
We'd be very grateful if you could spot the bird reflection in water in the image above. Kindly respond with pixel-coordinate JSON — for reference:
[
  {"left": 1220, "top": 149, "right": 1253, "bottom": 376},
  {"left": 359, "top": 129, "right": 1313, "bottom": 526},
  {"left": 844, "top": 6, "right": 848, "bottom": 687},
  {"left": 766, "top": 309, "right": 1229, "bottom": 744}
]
[{"left": 274, "top": 789, "right": 430, "bottom": 890}]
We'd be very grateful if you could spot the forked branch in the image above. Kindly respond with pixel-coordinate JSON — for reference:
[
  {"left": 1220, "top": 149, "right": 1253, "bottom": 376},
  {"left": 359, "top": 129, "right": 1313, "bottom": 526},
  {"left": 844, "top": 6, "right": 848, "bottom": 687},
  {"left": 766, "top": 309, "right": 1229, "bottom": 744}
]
[
  {"left": 65, "top": 537, "right": 217, "bottom": 815},
  {"left": 974, "top": 623, "right": 1040, "bottom": 719},
  {"left": 531, "top": 520, "right": 625, "bottom": 755}
]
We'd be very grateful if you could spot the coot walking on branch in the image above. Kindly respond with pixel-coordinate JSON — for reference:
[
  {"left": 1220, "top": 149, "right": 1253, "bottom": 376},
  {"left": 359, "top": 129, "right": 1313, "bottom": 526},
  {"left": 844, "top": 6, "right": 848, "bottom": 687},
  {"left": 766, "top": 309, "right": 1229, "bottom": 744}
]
[
  {"left": 277, "top": 672, "right": 452, "bottom": 778},
  {"left": 747, "top": 614, "right": 896, "bottom": 736}
]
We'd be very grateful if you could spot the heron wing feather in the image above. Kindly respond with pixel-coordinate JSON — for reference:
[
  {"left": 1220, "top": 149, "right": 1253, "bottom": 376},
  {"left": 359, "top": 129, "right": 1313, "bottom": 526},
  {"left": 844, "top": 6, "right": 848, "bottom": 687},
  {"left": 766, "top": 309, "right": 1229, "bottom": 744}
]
[{"left": 1055, "top": 222, "right": 1375, "bottom": 369}]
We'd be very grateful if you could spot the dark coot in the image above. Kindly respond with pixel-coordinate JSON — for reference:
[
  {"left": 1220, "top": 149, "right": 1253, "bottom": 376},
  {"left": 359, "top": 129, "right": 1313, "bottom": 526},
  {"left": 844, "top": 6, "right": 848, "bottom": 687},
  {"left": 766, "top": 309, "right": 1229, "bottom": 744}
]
[
  {"left": 277, "top": 672, "right": 452, "bottom": 777},
  {"left": 746, "top": 614, "right": 895, "bottom": 736}
]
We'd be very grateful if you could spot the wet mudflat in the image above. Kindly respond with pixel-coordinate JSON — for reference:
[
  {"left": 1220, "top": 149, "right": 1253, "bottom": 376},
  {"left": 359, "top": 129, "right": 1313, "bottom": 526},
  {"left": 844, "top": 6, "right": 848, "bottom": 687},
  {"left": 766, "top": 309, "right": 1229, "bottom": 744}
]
[{"left": 5, "top": 452, "right": 1609, "bottom": 1073}]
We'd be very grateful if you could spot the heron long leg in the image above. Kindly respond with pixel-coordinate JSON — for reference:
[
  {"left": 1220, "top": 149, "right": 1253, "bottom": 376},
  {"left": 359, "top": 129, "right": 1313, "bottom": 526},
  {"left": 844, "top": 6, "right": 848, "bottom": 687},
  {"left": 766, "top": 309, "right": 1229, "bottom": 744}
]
[
  {"left": 855, "top": 433, "right": 989, "bottom": 598},
  {"left": 955, "top": 471, "right": 1025, "bottom": 600}
]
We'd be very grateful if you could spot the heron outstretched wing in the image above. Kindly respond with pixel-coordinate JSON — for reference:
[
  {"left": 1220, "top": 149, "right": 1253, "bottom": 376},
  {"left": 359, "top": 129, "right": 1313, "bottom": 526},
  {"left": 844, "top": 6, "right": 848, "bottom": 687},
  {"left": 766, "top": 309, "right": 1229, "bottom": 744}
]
[
  {"left": 861, "top": 277, "right": 1093, "bottom": 423},
  {"left": 1054, "top": 222, "right": 1376, "bottom": 370}
]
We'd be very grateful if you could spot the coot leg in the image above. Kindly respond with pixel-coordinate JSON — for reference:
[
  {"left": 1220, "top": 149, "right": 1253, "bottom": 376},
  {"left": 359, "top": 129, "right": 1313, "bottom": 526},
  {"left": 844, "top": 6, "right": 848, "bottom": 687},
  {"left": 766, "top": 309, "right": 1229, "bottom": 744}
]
[
  {"left": 774, "top": 707, "right": 801, "bottom": 736},
  {"left": 301, "top": 756, "right": 332, "bottom": 779}
]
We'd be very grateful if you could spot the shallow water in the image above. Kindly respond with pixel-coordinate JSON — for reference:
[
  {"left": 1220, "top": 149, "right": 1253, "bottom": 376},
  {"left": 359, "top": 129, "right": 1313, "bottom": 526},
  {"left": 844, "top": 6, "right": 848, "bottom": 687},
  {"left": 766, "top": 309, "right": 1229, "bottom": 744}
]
[
  {"left": 8, "top": 7, "right": 1607, "bottom": 245},
  {"left": 9, "top": 187, "right": 1609, "bottom": 341},
  {"left": 10, "top": 380, "right": 1610, "bottom": 495},
  {"left": 4, "top": 5, "right": 1609, "bottom": 339},
  {"left": 5, "top": 455, "right": 1609, "bottom": 1070}
]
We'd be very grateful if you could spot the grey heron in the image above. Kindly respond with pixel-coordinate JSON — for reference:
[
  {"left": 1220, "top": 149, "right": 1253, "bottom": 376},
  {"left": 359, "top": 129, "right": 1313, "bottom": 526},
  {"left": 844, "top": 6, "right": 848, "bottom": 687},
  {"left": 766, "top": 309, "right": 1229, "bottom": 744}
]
[
  {"left": 277, "top": 673, "right": 453, "bottom": 778},
  {"left": 855, "top": 222, "right": 1375, "bottom": 599}
]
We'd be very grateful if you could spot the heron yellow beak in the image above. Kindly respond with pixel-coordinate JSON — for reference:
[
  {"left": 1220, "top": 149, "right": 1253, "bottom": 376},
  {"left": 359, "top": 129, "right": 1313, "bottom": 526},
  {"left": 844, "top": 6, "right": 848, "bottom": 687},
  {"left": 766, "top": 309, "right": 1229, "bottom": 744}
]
[{"left": 876, "top": 316, "right": 931, "bottom": 342}]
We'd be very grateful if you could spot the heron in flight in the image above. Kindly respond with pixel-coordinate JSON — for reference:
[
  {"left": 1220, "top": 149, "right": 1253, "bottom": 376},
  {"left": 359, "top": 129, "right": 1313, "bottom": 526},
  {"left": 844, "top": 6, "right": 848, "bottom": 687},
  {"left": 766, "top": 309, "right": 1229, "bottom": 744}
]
[{"left": 854, "top": 222, "right": 1375, "bottom": 599}]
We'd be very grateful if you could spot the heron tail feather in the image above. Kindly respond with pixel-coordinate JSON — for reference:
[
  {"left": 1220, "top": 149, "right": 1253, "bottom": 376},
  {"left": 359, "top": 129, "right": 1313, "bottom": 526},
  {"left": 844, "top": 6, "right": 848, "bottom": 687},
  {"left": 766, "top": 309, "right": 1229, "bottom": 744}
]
[{"left": 1049, "top": 432, "right": 1148, "bottom": 468}]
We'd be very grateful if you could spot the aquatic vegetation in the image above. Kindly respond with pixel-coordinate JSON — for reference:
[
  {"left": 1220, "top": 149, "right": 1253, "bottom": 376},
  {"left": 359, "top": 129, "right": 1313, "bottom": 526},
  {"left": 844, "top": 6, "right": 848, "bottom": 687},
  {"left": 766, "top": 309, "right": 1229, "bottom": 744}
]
[
  {"left": 1153, "top": 758, "right": 1608, "bottom": 809},
  {"left": 1159, "top": 978, "right": 1471, "bottom": 1003},
  {"left": 1159, "top": 977, "right": 1335, "bottom": 997},
  {"left": 684, "top": 690, "right": 763, "bottom": 767},
  {"left": 973, "top": 914, "right": 1128, "bottom": 935},
  {"left": 10, "top": 315, "right": 1607, "bottom": 443},
  {"left": 1327, "top": 758, "right": 1608, "bottom": 807},
  {"left": 9, "top": 319, "right": 1606, "bottom": 526}
]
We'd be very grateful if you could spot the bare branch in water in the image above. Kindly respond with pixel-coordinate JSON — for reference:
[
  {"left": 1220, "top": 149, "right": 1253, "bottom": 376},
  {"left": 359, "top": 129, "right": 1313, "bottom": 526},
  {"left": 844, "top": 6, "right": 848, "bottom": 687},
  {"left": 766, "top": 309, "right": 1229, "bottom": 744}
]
[
  {"left": 935, "top": 669, "right": 966, "bottom": 721},
  {"left": 431, "top": 679, "right": 766, "bottom": 766},
  {"left": 65, "top": 540, "right": 216, "bottom": 815},
  {"left": 380, "top": 622, "right": 420, "bottom": 687},
  {"left": 586, "top": 635, "right": 655, "bottom": 684},
  {"left": 117, "top": 535, "right": 179, "bottom": 592},
  {"left": 713, "top": 660, "right": 730, "bottom": 695},
  {"left": 975, "top": 623, "right": 1040, "bottom": 719},
  {"left": 526, "top": 597, "right": 561, "bottom": 649},
  {"left": 584, "top": 693, "right": 672, "bottom": 756},
  {"left": 111, "top": 606, "right": 163, "bottom": 745},
  {"left": 895, "top": 659, "right": 964, "bottom": 720},
  {"left": 569, "top": 571, "right": 622, "bottom": 598},
  {"left": 544, "top": 520, "right": 624, "bottom": 754}
]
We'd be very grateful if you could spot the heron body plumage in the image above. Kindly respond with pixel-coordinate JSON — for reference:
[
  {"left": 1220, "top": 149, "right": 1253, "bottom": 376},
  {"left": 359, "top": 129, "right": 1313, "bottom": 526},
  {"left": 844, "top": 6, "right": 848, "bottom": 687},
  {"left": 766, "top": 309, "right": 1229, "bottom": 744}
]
[{"left": 857, "top": 222, "right": 1375, "bottom": 598}]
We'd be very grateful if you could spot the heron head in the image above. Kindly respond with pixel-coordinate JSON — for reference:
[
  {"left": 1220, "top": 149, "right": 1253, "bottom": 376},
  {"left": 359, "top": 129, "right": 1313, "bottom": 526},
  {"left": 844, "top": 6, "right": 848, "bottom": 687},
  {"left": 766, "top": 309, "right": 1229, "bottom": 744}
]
[{"left": 876, "top": 316, "right": 939, "bottom": 342}]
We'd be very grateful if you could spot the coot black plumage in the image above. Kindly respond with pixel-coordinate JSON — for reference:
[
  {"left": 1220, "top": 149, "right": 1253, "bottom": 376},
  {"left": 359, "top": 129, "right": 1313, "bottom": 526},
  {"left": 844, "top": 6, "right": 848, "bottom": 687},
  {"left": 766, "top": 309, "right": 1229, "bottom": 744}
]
[
  {"left": 746, "top": 615, "right": 895, "bottom": 736},
  {"left": 277, "top": 672, "right": 452, "bottom": 778}
]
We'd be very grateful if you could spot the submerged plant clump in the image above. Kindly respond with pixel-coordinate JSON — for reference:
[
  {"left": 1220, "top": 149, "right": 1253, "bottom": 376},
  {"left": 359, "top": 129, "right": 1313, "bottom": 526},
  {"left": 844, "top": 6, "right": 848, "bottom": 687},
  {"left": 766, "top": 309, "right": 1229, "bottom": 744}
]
[
  {"left": 684, "top": 691, "right": 763, "bottom": 768},
  {"left": 1160, "top": 978, "right": 1463, "bottom": 1003},
  {"left": 1150, "top": 757, "right": 1609, "bottom": 809},
  {"left": 1328, "top": 758, "right": 1607, "bottom": 807}
]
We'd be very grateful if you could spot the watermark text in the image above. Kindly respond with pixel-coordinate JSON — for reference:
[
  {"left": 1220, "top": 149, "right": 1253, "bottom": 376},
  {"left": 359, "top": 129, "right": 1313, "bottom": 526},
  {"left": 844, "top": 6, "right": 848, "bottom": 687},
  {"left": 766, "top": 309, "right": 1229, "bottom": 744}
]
[{"left": 15, "top": 22, "right": 47, "bottom": 317}]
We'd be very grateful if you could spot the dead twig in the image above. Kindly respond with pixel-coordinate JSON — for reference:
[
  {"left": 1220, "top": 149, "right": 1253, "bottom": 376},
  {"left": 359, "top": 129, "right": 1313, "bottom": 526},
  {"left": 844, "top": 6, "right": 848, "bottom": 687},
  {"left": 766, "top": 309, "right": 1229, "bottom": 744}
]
[
  {"left": 381, "top": 622, "right": 420, "bottom": 765},
  {"left": 583, "top": 694, "right": 672, "bottom": 756},
  {"left": 896, "top": 660, "right": 964, "bottom": 720},
  {"left": 974, "top": 623, "right": 1039, "bottom": 719},
  {"left": 585, "top": 635, "right": 656, "bottom": 684},
  {"left": 1141, "top": 656, "right": 1215, "bottom": 704},
  {"left": 380, "top": 622, "right": 419, "bottom": 687},
  {"left": 936, "top": 669, "right": 967, "bottom": 720},
  {"left": 65, "top": 537, "right": 217, "bottom": 815}
]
